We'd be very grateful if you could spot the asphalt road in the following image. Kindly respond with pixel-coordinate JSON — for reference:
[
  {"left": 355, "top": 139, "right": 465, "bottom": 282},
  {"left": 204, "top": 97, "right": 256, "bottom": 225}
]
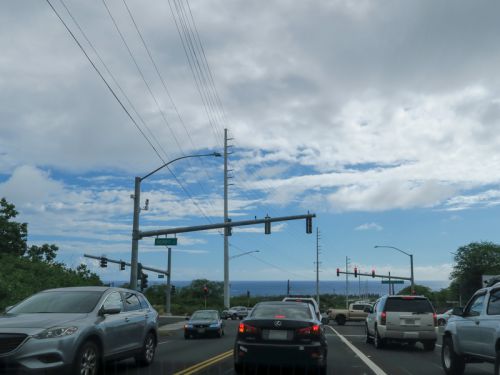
[{"left": 101, "top": 320, "right": 495, "bottom": 375}]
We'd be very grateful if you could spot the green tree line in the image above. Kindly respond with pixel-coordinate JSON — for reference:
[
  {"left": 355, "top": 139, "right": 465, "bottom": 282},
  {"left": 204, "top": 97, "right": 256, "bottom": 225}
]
[{"left": 0, "top": 198, "right": 102, "bottom": 310}]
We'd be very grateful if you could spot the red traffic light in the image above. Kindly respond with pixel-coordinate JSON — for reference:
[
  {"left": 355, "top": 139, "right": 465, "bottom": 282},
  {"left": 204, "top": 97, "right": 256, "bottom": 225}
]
[
  {"left": 336, "top": 268, "right": 340, "bottom": 277},
  {"left": 203, "top": 286, "right": 208, "bottom": 295},
  {"left": 371, "top": 269, "right": 375, "bottom": 278},
  {"left": 354, "top": 267, "right": 358, "bottom": 278}
]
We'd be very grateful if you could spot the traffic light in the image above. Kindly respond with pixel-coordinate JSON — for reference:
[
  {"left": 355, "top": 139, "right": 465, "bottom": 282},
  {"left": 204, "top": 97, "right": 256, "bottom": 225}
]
[
  {"left": 120, "top": 261, "right": 126, "bottom": 271},
  {"left": 203, "top": 285, "right": 209, "bottom": 296},
  {"left": 354, "top": 267, "right": 358, "bottom": 278},
  {"left": 171, "top": 285, "right": 176, "bottom": 295},
  {"left": 306, "top": 217, "right": 312, "bottom": 234},
  {"left": 140, "top": 273, "right": 149, "bottom": 290},
  {"left": 264, "top": 215, "right": 271, "bottom": 235},
  {"left": 336, "top": 268, "right": 340, "bottom": 277},
  {"left": 371, "top": 269, "right": 375, "bottom": 278},
  {"left": 138, "top": 263, "right": 143, "bottom": 276},
  {"left": 225, "top": 218, "right": 232, "bottom": 236},
  {"left": 100, "top": 257, "right": 107, "bottom": 268}
]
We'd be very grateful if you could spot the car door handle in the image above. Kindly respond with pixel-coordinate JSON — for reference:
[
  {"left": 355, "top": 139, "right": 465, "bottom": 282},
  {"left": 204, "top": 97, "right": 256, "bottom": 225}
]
[
  {"left": 475, "top": 320, "right": 480, "bottom": 325},
  {"left": 125, "top": 317, "right": 130, "bottom": 322}
]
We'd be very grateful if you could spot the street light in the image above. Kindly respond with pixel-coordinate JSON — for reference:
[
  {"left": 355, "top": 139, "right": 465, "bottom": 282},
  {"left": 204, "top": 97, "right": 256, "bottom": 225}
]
[
  {"left": 226, "top": 250, "right": 259, "bottom": 306},
  {"left": 374, "top": 245, "right": 415, "bottom": 295},
  {"left": 130, "top": 152, "right": 222, "bottom": 290}
]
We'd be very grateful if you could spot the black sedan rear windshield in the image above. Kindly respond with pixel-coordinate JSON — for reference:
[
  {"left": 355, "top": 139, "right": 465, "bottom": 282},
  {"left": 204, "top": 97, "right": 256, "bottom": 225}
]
[
  {"left": 9, "top": 291, "right": 103, "bottom": 314},
  {"left": 251, "top": 304, "right": 312, "bottom": 320},
  {"left": 385, "top": 297, "right": 433, "bottom": 313}
]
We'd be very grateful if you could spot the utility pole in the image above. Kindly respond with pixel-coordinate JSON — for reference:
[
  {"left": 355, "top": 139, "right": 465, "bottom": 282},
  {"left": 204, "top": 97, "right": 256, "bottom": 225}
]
[
  {"left": 166, "top": 247, "right": 172, "bottom": 315},
  {"left": 287, "top": 279, "right": 290, "bottom": 296},
  {"left": 223, "top": 128, "right": 230, "bottom": 309},
  {"left": 316, "top": 228, "right": 321, "bottom": 309},
  {"left": 130, "top": 177, "right": 141, "bottom": 289},
  {"left": 388, "top": 272, "right": 392, "bottom": 295}
]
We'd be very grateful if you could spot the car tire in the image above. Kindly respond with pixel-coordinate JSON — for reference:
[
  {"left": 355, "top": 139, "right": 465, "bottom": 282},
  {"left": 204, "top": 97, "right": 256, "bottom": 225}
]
[
  {"left": 234, "top": 362, "right": 243, "bottom": 374},
  {"left": 441, "top": 336, "right": 465, "bottom": 375},
  {"left": 216, "top": 328, "right": 223, "bottom": 338},
  {"left": 494, "top": 350, "right": 500, "bottom": 375},
  {"left": 73, "top": 340, "right": 100, "bottom": 375},
  {"left": 318, "top": 365, "right": 327, "bottom": 375},
  {"left": 423, "top": 340, "right": 436, "bottom": 351},
  {"left": 374, "top": 327, "right": 385, "bottom": 349},
  {"left": 438, "top": 319, "right": 446, "bottom": 326},
  {"left": 336, "top": 315, "right": 346, "bottom": 326},
  {"left": 135, "top": 332, "right": 156, "bottom": 367},
  {"left": 365, "top": 324, "right": 373, "bottom": 344}
]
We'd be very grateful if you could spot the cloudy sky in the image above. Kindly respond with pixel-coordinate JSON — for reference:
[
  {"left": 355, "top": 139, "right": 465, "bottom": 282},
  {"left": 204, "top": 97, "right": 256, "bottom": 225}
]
[{"left": 2, "top": 0, "right": 500, "bottom": 285}]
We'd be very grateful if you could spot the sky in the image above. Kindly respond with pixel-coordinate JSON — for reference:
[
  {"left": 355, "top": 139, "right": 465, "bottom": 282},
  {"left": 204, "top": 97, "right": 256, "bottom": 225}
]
[{"left": 2, "top": 0, "right": 500, "bottom": 286}]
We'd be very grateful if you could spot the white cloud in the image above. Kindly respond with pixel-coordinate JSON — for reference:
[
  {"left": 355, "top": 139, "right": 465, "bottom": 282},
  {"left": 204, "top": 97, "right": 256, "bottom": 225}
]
[{"left": 355, "top": 222, "right": 383, "bottom": 231}]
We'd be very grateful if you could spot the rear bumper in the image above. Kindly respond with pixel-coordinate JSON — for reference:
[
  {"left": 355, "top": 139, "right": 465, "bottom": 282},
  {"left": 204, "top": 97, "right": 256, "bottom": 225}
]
[
  {"left": 184, "top": 326, "right": 221, "bottom": 336},
  {"left": 378, "top": 326, "right": 437, "bottom": 341},
  {"left": 234, "top": 340, "right": 327, "bottom": 367}
]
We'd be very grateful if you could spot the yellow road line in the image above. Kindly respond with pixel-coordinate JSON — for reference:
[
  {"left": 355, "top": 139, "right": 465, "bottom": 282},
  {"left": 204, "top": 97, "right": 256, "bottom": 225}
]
[{"left": 173, "top": 349, "right": 233, "bottom": 375}]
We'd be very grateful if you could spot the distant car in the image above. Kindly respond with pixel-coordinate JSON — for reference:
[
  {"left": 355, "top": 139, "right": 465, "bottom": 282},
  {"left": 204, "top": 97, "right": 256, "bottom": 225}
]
[
  {"left": 437, "top": 308, "right": 453, "bottom": 326},
  {"left": 327, "top": 301, "right": 373, "bottom": 325},
  {"left": 0, "top": 286, "right": 158, "bottom": 375},
  {"left": 228, "top": 306, "right": 249, "bottom": 320},
  {"left": 234, "top": 301, "right": 328, "bottom": 374},
  {"left": 365, "top": 295, "right": 438, "bottom": 350},
  {"left": 220, "top": 310, "right": 231, "bottom": 319},
  {"left": 184, "top": 310, "right": 224, "bottom": 339},
  {"left": 282, "top": 296, "right": 328, "bottom": 324}
]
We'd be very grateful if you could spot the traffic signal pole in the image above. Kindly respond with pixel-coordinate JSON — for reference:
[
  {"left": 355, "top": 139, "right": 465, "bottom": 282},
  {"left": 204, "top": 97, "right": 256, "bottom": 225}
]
[
  {"left": 84, "top": 254, "right": 168, "bottom": 276},
  {"left": 166, "top": 247, "right": 172, "bottom": 315}
]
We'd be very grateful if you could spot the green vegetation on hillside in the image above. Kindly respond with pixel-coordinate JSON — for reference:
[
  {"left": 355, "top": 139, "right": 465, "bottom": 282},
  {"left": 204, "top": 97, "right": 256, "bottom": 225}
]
[{"left": 0, "top": 198, "right": 102, "bottom": 310}]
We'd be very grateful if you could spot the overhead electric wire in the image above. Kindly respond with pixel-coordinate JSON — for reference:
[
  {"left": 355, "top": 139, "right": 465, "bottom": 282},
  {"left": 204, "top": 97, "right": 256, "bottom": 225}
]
[
  {"left": 58, "top": 0, "right": 174, "bottom": 163},
  {"left": 47, "top": 0, "right": 217, "bottom": 225},
  {"left": 46, "top": 0, "right": 164, "bottom": 163},
  {"left": 168, "top": 0, "right": 223, "bottom": 146},
  {"left": 121, "top": 0, "right": 222, "bottom": 215}
]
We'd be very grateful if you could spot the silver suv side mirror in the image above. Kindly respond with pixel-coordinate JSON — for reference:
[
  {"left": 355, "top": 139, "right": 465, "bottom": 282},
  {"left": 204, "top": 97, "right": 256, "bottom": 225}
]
[{"left": 451, "top": 307, "right": 464, "bottom": 316}]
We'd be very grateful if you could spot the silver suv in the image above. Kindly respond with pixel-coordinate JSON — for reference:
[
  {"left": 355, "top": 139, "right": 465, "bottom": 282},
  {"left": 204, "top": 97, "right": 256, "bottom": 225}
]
[
  {"left": 0, "top": 286, "right": 158, "bottom": 374},
  {"left": 442, "top": 282, "right": 500, "bottom": 374},
  {"left": 282, "top": 297, "right": 328, "bottom": 324},
  {"left": 365, "top": 295, "right": 437, "bottom": 350}
]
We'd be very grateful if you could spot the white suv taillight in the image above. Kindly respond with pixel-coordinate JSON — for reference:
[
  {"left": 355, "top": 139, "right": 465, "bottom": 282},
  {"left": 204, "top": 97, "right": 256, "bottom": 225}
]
[{"left": 380, "top": 311, "right": 387, "bottom": 325}]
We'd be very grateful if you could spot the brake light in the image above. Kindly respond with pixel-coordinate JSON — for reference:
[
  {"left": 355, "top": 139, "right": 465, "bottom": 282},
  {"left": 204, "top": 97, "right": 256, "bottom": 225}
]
[
  {"left": 297, "top": 324, "right": 320, "bottom": 335},
  {"left": 275, "top": 315, "right": 286, "bottom": 318},
  {"left": 239, "top": 322, "right": 258, "bottom": 334},
  {"left": 380, "top": 311, "right": 387, "bottom": 325},
  {"left": 433, "top": 313, "right": 437, "bottom": 327},
  {"left": 402, "top": 296, "right": 415, "bottom": 300}
]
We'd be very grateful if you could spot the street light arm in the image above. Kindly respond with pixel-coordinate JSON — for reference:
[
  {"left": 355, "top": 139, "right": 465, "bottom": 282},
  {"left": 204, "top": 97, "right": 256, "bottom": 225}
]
[
  {"left": 374, "top": 245, "right": 411, "bottom": 257},
  {"left": 229, "top": 250, "right": 259, "bottom": 260},
  {"left": 141, "top": 152, "right": 221, "bottom": 181}
]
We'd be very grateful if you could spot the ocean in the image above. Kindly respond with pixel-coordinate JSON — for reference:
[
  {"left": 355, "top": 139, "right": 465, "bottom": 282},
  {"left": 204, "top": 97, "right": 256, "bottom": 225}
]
[{"left": 109, "top": 279, "right": 449, "bottom": 297}]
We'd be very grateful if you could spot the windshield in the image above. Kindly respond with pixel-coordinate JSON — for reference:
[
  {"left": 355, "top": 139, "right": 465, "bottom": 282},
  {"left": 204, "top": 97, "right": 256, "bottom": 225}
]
[
  {"left": 9, "top": 291, "right": 103, "bottom": 314},
  {"left": 385, "top": 298, "right": 434, "bottom": 313},
  {"left": 251, "top": 304, "right": 312, "bottom": 320},
  {"left": 191, "top": 311, "right": 218, "bottom": 320}
]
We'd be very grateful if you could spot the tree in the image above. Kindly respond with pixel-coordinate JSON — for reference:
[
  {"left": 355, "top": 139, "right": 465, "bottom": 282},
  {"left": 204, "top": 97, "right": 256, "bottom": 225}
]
[
  {"left": 0, "top": 198, "right": 27, "bottom": 256},
  {"left": 450, "top": 241, "right": 500, "bottom": 302},
  {"left": 25, "top": 244, "right": 58, "bottom": 263}
]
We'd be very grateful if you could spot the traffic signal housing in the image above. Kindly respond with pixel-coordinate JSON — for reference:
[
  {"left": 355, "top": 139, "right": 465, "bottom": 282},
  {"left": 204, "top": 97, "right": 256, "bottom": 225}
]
[
  {"left": 140, "top": 273, "right": 149, "bottom": 290},
  {"left": 264, "top": 215, "right": 271, "bottom": 235},
  {"left": 336, "top": 268, "right": 340, "bottom": 277},
  {"left": 306, "top": 217, "right": 312, "bottom": 234},
  {"left": 372, "top": 269, "right": 375, "bottom": 278},
  {"left": 171, "top": 285, "right": 176, "bottom": 295},
  {"left": 354, "top": 267, "right": 358, "bottom": 278},
  {"left": 203, "top": 285, "right": 209, "bottom": 296},
  {"left": 100, "top": 257, "right": 107, "bottom": 268},
  {"left": 120, "top": 261, "right": 126, "bottom": 271},
  {"left": 225, "top": 218, "right": 232, "bottom": 236}
]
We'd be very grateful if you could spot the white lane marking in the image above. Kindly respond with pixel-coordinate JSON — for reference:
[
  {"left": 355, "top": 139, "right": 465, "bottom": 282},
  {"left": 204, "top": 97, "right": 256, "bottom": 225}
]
[
  {"left": 158, "top": 341, "right": 172, "bottom": 346},
  {"left": 327, "top": 326, "right": 388, "bottom": 375},
  {"left": 436, "top": 344, "right": 442, "bottom": 348}
]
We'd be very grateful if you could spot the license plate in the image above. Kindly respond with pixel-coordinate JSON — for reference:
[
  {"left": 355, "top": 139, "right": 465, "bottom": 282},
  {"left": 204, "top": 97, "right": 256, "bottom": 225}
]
[
  {"left": 197, "top": 328, "right": 205, "bottom": 333},
  {"left": 268, "top": 330, "right": 288, "bottom": 340},
  {"left": 405, "top": 319, "right": 415, "bottom": 325}
]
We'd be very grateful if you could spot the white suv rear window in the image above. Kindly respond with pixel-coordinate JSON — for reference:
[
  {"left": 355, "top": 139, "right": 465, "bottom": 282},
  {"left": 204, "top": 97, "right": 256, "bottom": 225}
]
[{"left": 385, "top": 297, "right": 433, "bottom": 313}]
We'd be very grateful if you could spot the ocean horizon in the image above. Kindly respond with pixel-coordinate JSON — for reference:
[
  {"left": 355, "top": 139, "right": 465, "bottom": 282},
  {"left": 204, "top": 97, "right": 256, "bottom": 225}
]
[{"left": 106, "top": 279, "right": 450, "bottom": 297}]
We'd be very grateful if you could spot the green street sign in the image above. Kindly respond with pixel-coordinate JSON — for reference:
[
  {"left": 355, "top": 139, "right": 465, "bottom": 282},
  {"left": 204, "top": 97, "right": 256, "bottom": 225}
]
[
  {"left": 381, "top": 280, "right": 405, "bottom": 284},
  {"left": 154, "top": 238, "right": 177, "bottom": 246}
]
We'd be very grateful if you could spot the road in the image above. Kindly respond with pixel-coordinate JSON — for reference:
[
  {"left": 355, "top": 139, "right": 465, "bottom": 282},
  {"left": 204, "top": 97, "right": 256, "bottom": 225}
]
[{"left": 102, "top": 320, "right": 494, "bottom": 375}]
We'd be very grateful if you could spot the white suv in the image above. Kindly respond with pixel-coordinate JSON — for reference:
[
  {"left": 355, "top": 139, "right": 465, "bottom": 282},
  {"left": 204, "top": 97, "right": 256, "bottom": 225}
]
[
  {"left": 365, "top": 295, "right": 438, "bottom": 350},
  {"left": 282, "top": 297, "right": 328, "bottom": 324}
]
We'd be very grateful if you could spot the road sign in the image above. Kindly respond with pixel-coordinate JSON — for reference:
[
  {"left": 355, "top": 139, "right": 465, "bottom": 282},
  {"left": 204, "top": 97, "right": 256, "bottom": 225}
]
[
  {"left": 154, "top": 238, "right": 177, "bottom": 246},
  {"left": 157, "top": 274, "right": 165, "bottom": 279},
  {"left": 381, "top": 280, "right": 405, "bottom": 284}
]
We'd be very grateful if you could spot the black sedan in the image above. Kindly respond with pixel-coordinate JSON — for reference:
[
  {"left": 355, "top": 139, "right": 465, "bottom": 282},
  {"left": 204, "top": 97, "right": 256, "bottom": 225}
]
[
  {"left": 184, "top": 310, "right": 224, "bottom": 339},
  {"left": 233, "top": 301, "right": 328, "bottom": 374}
]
